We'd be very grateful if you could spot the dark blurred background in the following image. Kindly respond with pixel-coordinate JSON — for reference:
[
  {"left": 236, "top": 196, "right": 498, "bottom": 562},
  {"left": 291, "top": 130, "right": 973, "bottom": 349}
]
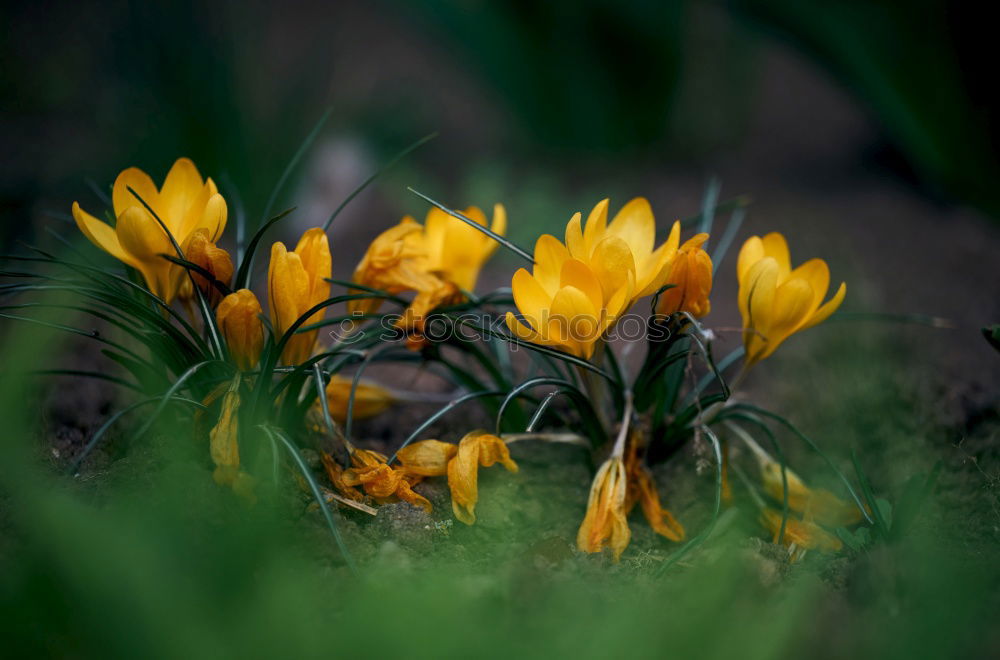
[{"left": 3, "top": 0, "right": 999, "bottom": 395}]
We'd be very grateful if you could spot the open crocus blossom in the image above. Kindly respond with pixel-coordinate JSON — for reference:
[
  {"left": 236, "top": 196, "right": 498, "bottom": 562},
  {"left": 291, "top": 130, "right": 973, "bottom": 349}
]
[
  {"left": 414, "top": 204, "right": 506, "bottom": 292},
  {"left": 577, "top": 455, "right": 630, "bottom": 561},
  {"left": 565, "top": 198, "right": 680, "bottom": 306},
  {"left": 268, "top": 228, "right": 332, "bottom": 365},
  {"left": 216, "top": 289, "right": 265, "bottom": 371},
  {"left": 737, "top": 232, "right": 846, "bottom": 365},
  {"left": 506, "top": 234, "right": 633, "bottom": 359},
  {"left": 398, "top": 431, "right": 518, "bottom": 524},
  {"left": 72, "top": 158, "right": 227, "bottom": 303},
  {"left": 322, "top": 375, "right": 394, "bottom": 423},
  {"left": 655, "top": 233, "right": 713, "bottom": 318}
]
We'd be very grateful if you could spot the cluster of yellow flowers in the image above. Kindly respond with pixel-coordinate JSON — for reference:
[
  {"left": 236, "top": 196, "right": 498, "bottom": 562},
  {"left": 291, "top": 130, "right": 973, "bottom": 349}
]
[{"left": 71, "top": 157, "right": 851, "bottom": 562}]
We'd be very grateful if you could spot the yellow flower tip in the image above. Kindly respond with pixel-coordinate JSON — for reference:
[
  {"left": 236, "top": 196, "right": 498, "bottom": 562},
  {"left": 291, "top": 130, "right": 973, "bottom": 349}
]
[
  {"left": 577, "top": 456, "right": 630, "bottom": 561},
  {"left": 216, "top": 289, "right": 265, "bottom": 371},
  {"left": 267, "top": 228, "right": 332, "bottom": 365},
  {"left": 74, "top": 158, "right": 227, "bottom": 303},
  {"left": 446, "top": 430, "right": 518, "bottom": 525},
  {"left": 761, "top": 508, "right": 843, "bottom": 557},
  {"left": 655, "top": 231, "right": 713, "bottom": 318},
  {"left": 737, "top": 232, "right": 846, "bottom": 365},
  {"left": 322, "top": 374, "right": 394, "bottom": 423},
  {"left": 208, "top": 381, "right": 254, "bottom": 502},
  {"left": 183, "top": 228, "right": 233, "bottom": 305}
]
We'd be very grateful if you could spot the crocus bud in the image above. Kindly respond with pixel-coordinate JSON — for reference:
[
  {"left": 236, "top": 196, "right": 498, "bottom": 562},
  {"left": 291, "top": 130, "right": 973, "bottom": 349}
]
[
  {"left": 656, "top": 233, "right": 713, "bottom": 319},
  {"left": 216, "top": 289, "right": 264, "bottom": 370},
  {"left": 268, "top": 228, "right": 331, "bottom": 365},
  {"left": 184, "top": 228, "right": 234, "bottom": 305}
]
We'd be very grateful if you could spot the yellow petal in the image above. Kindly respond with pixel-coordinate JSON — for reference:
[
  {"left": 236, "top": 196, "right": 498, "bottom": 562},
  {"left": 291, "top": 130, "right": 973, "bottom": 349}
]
[
  {"left": 511, "top": 268, "right": 552, "bottom": 331},
  {"left": 549, "top": 285, "right": 599, "bottom": 354},
  {"left": 736, "top": 236, "right": 765, "bottom": 284},
  {"left": 768, "top": 278, "right": 816, "bottom": 340},
  {"left": 158, "top": 157, "right": 205, "bottom": 233},
  {"left": 115, "top": 206, "right": 174, "bottom": 298},
  {"left": 532, "top": 234, "right": 570, "bottom": 295},
  {"left": 217, "top": 289, "right": 264, "bottom": 370},
  {"left": 761, "top": 232, "right": 791, "bottom": 276},
  {"left": 505, "top": 311, "right": 543, "bottom": 343},
  {"left": 635, "top": 219, "right": 681, "bottom": 297},
  {"left": 788, "top": 258, "right": 829, "bottom": 304},
  {"left": 294, "top": 227, "right": 332, "bottom": 309},
  {"left": 582, "top": 198, "right": 609, "bottom": 256},
  {"left": 576, "top": 456, "right": 630, "bottom": 560},
  {"left": 564, "top": 211, "right": 586, "bottom": 259},
  {"left": 607, "top": 197, "right": 654, "bottom": 264},
  {"left": 447, "top": 431, "right": 516, "bottom": 524},
  {"left": 72, "top": 202, "right": 136, "bottom": 268},
  {"left": 397, "top": 439, "right": 458, "bottom": 476},
  {"left": 590, "top": 236, "right": 636, "bottom": 302},
  {"left": 112, "top": 167, "right": 159, "bottom": 219},
  {"left": 802, "top": 281, "right": 846, "bottom": 330},
  {"left": 560, "top": 258, "right": 604, "bottom": 312}
]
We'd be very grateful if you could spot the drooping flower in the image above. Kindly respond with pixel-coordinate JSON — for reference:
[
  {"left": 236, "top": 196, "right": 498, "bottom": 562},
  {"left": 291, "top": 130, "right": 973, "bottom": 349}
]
[
  {"left": 655, "top": 233, "right": 713, "bottom": 318},
  {"left": 506, "top": 234, "right": 633, "bottom": 359},
  {"left": 180, "top": 228, "right": 233, "bottom": 306},
  {"left": 349, "top": 205, "right": 505, "bottom": 349},
  {"left": 397, "top": 431, "right": 518, "bottom": 524},
  {"left": 737, "top": 232, "right": 846, "bottom": 365},
  {"left": 322, "top": 374, "right": 394, "bottom": 422},
  {"left": 216, "top": 289, "right": 265, "bottom": 371},
  {"left": 760, "top": 460, "right": 861, "bottom": 527},
  {"left": 347, "top": 218, "right": 446, "bottom": 318},
  {"left": 576, "top": 455, "right": 630, "bottom": 560},
  {"left": 624, "top": 438, "right": 685, "bottom": 542},
  {"left": 72, "top": 158, "right": 227, "bottom": 303},
  {"left": 565, "top": 198, "right": 680, "bottom": 306},
  {"left": 760, "top": 508, "right": 843, "bottom": 560},
  {"left": 268, "top": 228, "right": 332, "bottom": 365},
  {"left": 208, "top": 379, "right": 255, "bottom": 501}
]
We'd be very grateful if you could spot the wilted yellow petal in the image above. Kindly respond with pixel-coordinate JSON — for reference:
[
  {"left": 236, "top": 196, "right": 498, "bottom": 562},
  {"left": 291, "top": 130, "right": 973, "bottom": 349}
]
[
  {"left": 323, "top": 374, "right": 394, "bottom": 422},
  {"left": 397, "top": 439, "right": 459, "bottom": 477},
  {"left": 577, "top": 456, "right": 630, "bottom": 560},
  {"left": 447, "top": 430, "right": 517, "bottom": 525}
]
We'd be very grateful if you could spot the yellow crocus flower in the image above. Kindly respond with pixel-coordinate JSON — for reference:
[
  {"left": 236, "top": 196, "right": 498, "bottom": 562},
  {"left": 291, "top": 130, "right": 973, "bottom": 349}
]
[
  {"left": 322, "top": 374, "right": 394, "bottom": 422},
  {"left": 416, "top": 204, "right": 506, "bottom": 291},
  {"left": 72, "top": 158, "right": 227, "bottom": 303},
  {"left": 397, "top": 431, "right": 518, "bottom": 525},
  {"left": 565, "top": 198, "right": 680, "bottom": 305},
  {"left": 267, "top": 228, "right": 332, "bottom": 365},
  {"left": 216, "top": 289, "right": 265, "bottom": 371},
  {"left": 506, "top": 234, "right": 632, "bottom": 359},
  {"left": 655, "top": 233, "right": 713, "bottom": 318},
  {"left": 338, "top": 447, "right": 432, "bottom": 512},
  {"left": 737, "top": 232, "right": 846, "bottom": 365},
  {"left": 576, "top": 455, "right": 630, "bottom": 561}
]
